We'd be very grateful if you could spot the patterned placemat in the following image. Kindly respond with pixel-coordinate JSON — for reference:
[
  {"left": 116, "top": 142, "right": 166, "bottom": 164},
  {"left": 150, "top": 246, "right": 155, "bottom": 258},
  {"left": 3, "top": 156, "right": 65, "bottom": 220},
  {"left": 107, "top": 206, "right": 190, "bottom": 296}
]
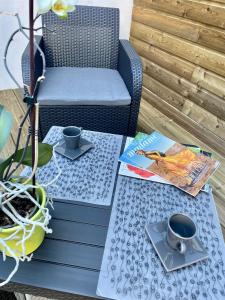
[
  {"left": 22, "top": 126, "right": 123, "bottom": 206},
  {"left": 97, "top": 176, "right": 225, "bottom": 300}
]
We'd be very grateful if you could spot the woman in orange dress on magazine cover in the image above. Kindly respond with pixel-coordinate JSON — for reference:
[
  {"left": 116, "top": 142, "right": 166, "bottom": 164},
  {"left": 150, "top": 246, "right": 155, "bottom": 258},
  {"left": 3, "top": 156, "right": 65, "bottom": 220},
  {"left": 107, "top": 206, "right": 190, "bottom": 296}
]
[{"left": 135, "top": 149, "right": 198, "bottom": 180}]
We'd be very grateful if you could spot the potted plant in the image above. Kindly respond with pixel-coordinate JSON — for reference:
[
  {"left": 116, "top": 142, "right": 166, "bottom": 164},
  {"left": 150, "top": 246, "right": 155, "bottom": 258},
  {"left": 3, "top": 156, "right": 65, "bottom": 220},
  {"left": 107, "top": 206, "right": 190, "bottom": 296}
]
[
  {"left": 0, "top": 0, "right": 76, "bottom": 286},
  {"left": 0, "top": 104, "right": 53, "bottom": 286}
]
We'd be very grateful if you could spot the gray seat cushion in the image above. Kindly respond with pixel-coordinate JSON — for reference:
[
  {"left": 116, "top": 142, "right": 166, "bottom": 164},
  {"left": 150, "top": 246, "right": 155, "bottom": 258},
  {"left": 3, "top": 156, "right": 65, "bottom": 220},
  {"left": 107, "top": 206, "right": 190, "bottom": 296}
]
[{"left": 37, "top": 67, "right": 131, "bottom": 106}]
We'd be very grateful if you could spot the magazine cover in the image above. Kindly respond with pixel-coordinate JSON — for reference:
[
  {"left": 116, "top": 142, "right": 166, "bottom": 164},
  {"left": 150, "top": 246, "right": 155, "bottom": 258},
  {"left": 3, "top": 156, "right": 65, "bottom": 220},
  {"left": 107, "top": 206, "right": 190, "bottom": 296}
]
[
  {"left": 119, "top": 137, "right": 169, "bottom": 184},
  {"left": 119, "top": 132, "right": 219, "bottom": 196},
  {"left": 119, "top": 137, "right": 211, "bottom": 193}
]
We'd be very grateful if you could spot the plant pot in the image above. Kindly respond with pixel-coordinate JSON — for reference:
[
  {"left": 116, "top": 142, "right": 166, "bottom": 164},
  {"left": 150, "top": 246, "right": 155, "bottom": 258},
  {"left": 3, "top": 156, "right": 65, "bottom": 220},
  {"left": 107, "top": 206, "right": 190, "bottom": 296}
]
[{"left": 0, "top": 184, "right": 47, "bottom": 257}]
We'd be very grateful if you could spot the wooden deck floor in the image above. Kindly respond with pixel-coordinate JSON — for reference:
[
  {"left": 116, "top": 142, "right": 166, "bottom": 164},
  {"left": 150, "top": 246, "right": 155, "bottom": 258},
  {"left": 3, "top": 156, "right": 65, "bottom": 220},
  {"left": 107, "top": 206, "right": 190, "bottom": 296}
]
[{"left": 0, "top": 88, "right": 224, "bottom": 239}]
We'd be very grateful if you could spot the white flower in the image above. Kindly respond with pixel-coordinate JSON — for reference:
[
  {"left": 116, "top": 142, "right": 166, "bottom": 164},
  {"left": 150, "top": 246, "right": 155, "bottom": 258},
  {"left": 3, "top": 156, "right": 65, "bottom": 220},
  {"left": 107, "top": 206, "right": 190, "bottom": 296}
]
[
  {"left": 37, "top": 0, "right": 76, "bottom": 18},
  {"left": 37, "top": 0, "right": 52, "bottom": 14},
  {"left": 51, "top": 0, "right": 76, "bottom": 18}
]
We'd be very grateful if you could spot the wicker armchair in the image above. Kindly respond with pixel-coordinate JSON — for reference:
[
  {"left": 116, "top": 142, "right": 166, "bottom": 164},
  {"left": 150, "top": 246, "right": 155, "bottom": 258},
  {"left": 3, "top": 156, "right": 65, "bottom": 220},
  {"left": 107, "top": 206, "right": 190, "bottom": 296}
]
[{"left": 22, "top": 5, "right": 142, "bottom": 138}]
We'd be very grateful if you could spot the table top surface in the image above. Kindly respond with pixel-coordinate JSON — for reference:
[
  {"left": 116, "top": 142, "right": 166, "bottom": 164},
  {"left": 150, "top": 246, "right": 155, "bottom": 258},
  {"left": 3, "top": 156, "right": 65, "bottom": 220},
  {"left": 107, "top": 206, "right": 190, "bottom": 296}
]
[
  {"left": 1, "top": 200, "right": 112, "bottom": 299},
  {"left": 0, "top": 132, "right": 224, "bottom": 300},
  {"left": 0, "top": 135, "right": 126, "bottom": 300}
]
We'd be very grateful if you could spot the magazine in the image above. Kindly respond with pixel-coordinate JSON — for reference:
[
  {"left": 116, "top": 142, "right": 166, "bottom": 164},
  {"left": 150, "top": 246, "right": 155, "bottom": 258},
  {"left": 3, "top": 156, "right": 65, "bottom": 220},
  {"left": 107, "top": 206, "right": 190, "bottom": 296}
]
[
  {"left": 119, "top": 131, "right": 219, "bottom": 196},
  {"left": 119, "top": 136, "right": 211, "bottom": 192},
  {"left": 119, "top": 137, "right": 169, "bottom": 184}
]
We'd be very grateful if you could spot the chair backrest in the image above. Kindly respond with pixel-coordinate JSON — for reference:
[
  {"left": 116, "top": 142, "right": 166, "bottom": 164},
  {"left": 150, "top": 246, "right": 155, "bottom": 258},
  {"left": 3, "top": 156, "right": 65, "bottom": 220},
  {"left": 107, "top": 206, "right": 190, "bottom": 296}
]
[{"left": 42, "top": 5, "right": 119, "bottom": 69}]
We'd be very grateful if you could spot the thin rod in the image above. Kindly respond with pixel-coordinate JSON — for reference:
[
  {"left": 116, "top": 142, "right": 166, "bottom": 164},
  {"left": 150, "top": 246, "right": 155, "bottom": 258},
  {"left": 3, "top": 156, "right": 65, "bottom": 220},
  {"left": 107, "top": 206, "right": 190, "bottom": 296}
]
[
  {"left": 29, "top": 0, "right": 36, "bottom": 188},
  {"left": 29, "top": 2, "right": 35, "bottom": 95}
]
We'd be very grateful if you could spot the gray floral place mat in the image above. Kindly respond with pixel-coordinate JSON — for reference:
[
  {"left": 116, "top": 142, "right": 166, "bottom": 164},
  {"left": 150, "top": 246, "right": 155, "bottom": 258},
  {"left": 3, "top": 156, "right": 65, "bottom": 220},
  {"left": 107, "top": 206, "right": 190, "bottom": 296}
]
[
  {"left": 97, "top": 176, "right": 225, "bottom": 300},
  {"left": 22, "top": 126, "right": 123, "bottom": 206}
]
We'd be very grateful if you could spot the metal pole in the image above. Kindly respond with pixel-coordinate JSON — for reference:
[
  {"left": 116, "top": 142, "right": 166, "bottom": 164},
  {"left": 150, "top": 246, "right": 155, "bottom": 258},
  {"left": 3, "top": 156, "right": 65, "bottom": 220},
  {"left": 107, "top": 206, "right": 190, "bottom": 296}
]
[{"left": 29, "top": 0, "right": 36, "bottom": 187}]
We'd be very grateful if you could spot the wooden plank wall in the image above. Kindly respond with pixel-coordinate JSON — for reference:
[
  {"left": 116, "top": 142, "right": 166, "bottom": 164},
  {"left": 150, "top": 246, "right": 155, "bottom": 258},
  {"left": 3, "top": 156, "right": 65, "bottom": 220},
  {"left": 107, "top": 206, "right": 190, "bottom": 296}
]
[{"left": 131, "top": 0, "right": 225, "bottom": 229}]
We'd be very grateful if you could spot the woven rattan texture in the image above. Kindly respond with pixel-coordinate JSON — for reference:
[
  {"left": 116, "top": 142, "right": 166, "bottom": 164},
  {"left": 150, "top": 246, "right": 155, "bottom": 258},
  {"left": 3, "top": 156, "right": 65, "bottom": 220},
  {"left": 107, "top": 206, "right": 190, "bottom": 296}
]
[
  {"left": 39, "top": 105, "right": 131, "bottom": 139},
  {"left": 21, "top": 6, "right": 143, "bottom": 137},
  {"left": 38, "top": 39, "right": 143, "bottom": 138},
  {"left": 22, "top": 36, "right": 43, "bottom": 87},
  {"left": 97, "top": 176, "right": 225, "bottom": 300},
  {"left": 118, "top": 40, "right": 143, "bottom": 136},
  {"left": 42, "top": 6, "right": 119, "bottom": 69}
]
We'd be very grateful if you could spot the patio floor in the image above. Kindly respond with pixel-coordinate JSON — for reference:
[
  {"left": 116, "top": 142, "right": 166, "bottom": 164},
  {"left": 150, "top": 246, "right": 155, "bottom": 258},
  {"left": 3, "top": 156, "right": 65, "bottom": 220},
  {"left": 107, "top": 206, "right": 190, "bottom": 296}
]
[{"left": 0, "top": 88, "right": 225, "bottom": 240}]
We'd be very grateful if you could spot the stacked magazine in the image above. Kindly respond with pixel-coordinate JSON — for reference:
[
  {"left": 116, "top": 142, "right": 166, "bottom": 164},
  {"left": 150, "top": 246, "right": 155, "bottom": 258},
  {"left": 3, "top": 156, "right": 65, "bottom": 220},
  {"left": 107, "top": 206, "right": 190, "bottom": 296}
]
[{"left": 119, "top": 132, "right": 219, "bottom": 196}]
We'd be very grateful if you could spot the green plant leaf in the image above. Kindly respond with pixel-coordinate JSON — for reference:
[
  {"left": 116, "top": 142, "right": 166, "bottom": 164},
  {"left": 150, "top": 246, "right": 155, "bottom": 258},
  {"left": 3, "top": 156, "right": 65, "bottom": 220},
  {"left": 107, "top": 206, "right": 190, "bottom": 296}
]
[
  {"left": 0, "top": 156, "right": 11, "bottom": 180},
  {"left": 0, "top": 105, "right": 13, "bottom": 152},
  {"left": 15, "top": 143, "right": 53, "bottom": 167},
  {"left": 0, "top": 143, "right": 53, "bottom": 180}
]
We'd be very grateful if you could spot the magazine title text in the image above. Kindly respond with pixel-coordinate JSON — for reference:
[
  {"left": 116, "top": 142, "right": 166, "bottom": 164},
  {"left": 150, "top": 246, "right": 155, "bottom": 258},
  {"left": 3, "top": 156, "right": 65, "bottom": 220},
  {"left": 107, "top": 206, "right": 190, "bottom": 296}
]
[{"left": 127, "top": 134, "right": 158, "bottom": 158}]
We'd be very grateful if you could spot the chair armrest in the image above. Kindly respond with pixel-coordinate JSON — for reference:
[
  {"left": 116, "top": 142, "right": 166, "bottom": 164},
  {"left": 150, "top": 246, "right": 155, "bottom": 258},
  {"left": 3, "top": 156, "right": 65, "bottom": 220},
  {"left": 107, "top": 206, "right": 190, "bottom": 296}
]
[
  {"left": 118, "top": 40, "right": 143, "bottom": 136},
  {"left": 118, "top": 40, "right": 142, "bottom": 102},
  {"left": 21, "top": 35, "right": 44, "bottom": 88}
]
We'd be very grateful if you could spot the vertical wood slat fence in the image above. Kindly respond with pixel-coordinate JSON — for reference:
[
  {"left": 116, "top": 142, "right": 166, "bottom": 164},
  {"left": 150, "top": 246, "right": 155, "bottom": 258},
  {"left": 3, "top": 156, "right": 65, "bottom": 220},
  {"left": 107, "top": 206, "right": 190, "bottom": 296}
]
[{"left": 132, "top": 0, "right": 225, "bottom": 231}]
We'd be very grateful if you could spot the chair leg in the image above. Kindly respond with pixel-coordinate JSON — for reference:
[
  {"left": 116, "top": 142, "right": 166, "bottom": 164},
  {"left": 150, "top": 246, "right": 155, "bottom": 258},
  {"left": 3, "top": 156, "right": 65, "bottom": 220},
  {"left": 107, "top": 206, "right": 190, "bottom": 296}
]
[{"left": 127, "top": 118, "right": 137, "bottom": 137}]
